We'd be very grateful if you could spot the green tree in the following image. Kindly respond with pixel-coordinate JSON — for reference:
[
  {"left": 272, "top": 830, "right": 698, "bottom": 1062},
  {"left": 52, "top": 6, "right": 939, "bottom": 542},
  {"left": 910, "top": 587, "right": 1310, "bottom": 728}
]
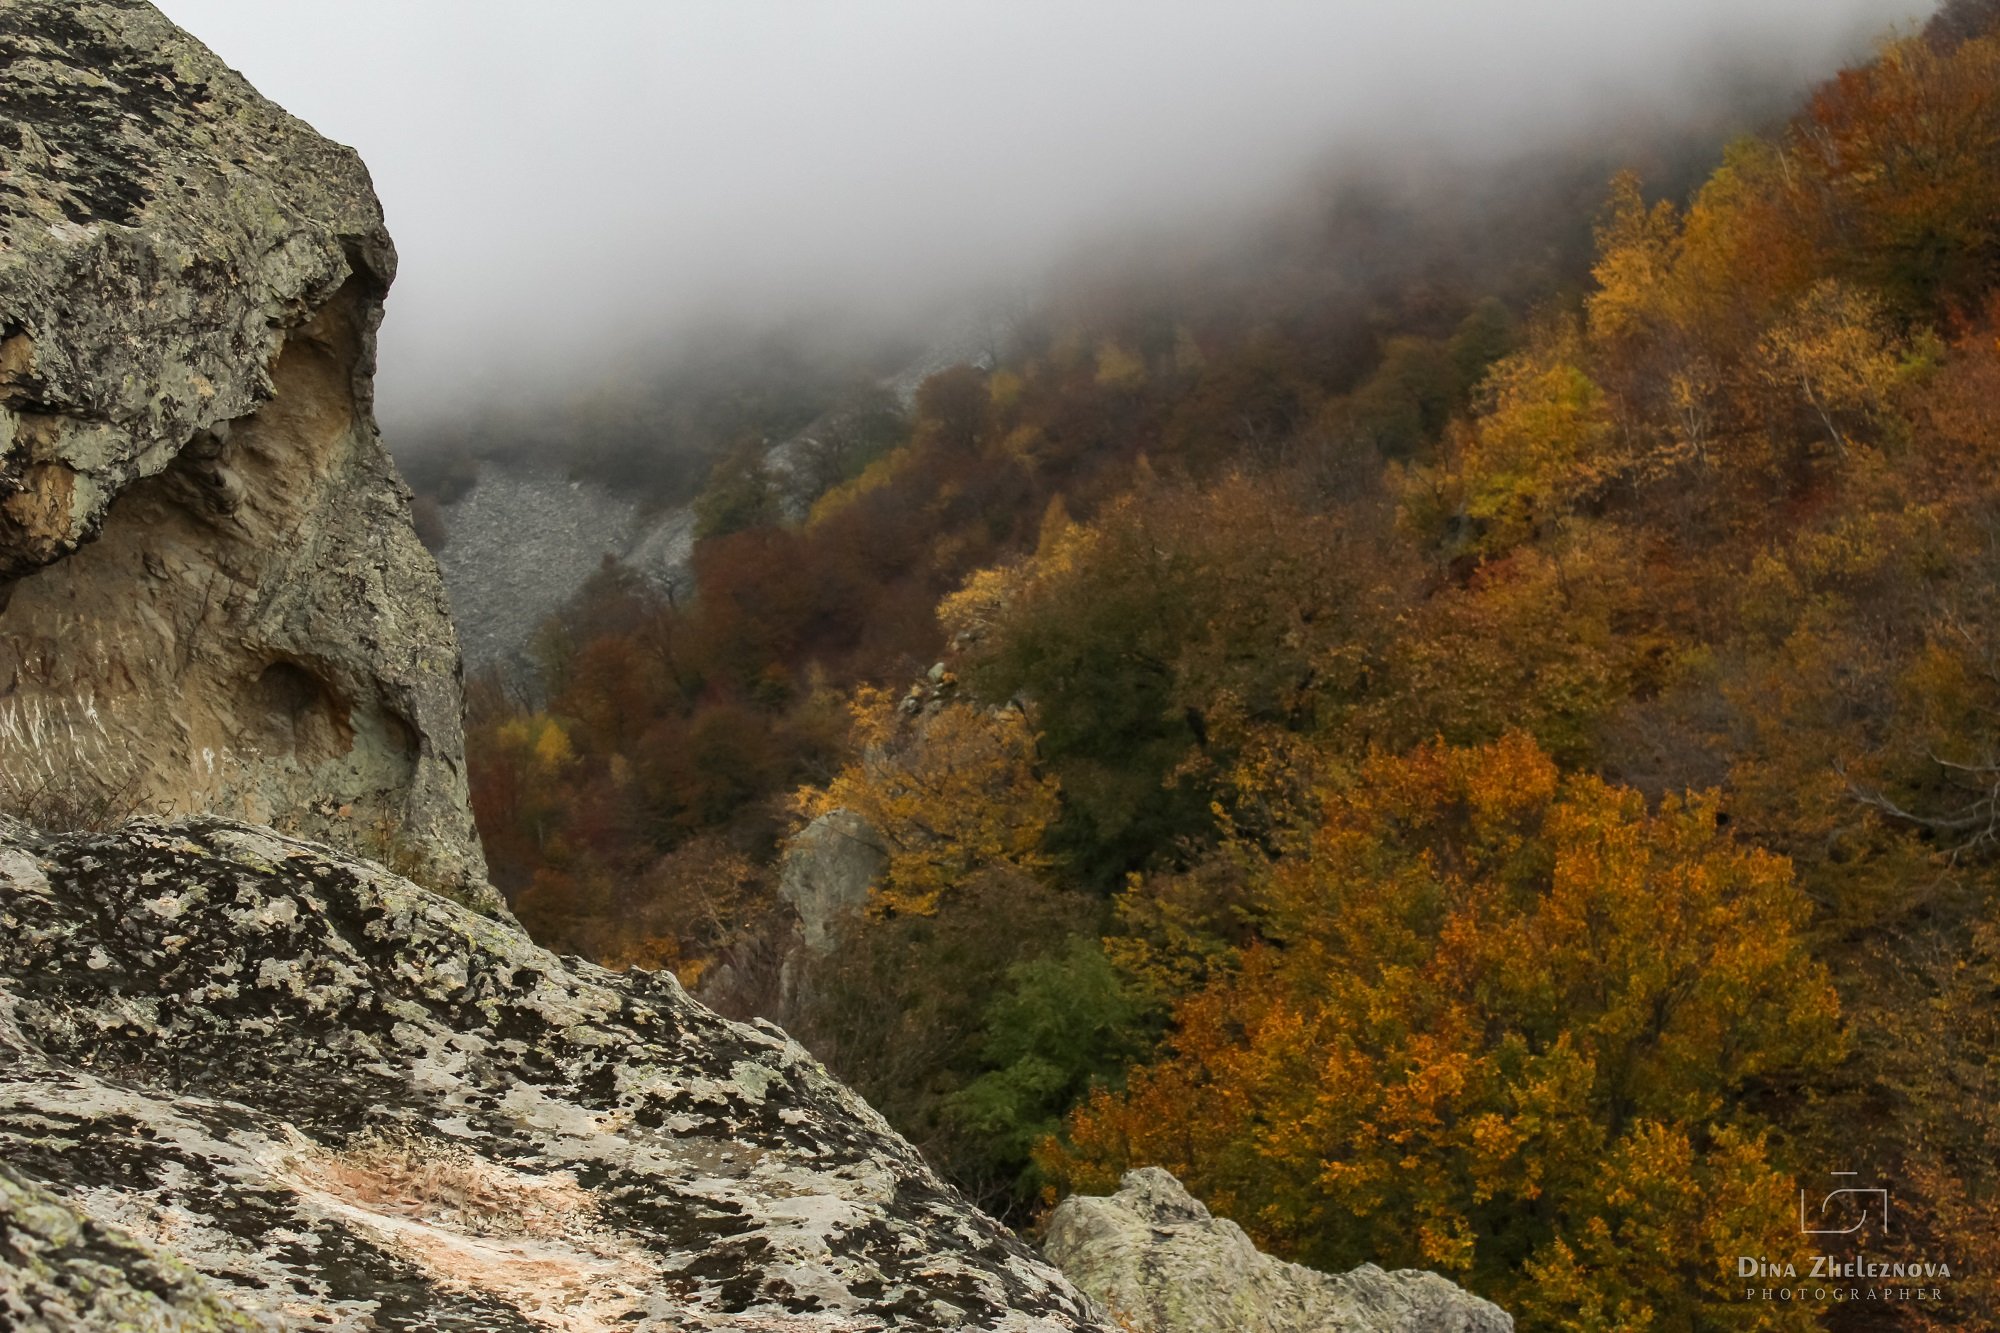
[{"left": 693, "top": 439, "right": 781, "bottom": 540}]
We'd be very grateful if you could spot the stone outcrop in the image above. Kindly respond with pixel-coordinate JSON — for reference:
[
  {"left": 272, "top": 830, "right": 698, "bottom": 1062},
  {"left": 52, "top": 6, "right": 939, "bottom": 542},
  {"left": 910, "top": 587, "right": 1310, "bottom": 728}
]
[
  {"left": 1043, "top": 1168, "right": 1512, "bottom": 1333},
  {"left": 0, "top": 0, "right": 488, "bottom": 904},
  {"left": 0, "top": 815, "right": 1113, "bottom": 1331},
  {"left": 779, "top": 809, "right": 888, "bottom": 958}
]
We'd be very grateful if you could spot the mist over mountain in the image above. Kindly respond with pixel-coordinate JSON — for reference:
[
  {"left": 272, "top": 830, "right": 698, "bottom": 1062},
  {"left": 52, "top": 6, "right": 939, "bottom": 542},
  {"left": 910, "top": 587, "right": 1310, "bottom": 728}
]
[{"left": 156, "top": 0, "right": 1925, "bottom": 446}]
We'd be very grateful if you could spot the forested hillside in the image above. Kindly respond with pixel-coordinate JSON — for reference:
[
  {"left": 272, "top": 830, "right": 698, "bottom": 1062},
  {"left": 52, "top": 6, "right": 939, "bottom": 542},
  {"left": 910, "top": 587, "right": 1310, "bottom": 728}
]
[{"left": 467, "top": 5, "right": 2000, "bottom": 1326}]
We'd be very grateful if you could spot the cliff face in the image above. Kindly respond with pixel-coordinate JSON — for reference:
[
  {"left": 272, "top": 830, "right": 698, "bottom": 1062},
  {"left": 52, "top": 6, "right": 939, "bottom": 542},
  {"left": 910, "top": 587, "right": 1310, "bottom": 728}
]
[
  {"left": 0, "top": 816, "right": 1110, "bottom": 1331},
  {"left": 434, "top": 461, "right": 692, "bottom": 682},
  {"left": 0, "top": 0, "right": 488, "bottom": 904},
  {"left": 433, "top": 312, "right": 1006, "bottom": 681}
]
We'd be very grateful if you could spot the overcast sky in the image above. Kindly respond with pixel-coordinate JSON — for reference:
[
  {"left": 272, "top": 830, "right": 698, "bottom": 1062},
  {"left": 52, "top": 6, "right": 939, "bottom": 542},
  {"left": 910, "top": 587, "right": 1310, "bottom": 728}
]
[{"left": 152, "top": 1, "right": 1930, "bottom": 435}]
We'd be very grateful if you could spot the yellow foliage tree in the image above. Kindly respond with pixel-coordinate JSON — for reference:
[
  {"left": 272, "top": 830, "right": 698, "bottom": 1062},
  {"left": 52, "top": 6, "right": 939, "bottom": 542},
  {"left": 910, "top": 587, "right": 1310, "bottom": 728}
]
[
  {"left": 1587, "top": 171, "right": 1682, "bottom": 348},
  {"left": 799, "top": 688, "right": 1061, "bottom": 915},
  {"left": 530, "top": 716, "right": 575, "bottom": 770},
  {"left": 1754, "top": 279, "right": 1903, "bottom": 456},
  {"left": 1094, "top": 340, "right": 1147, "bottom": 392},
  {"left": 1448, "top": 322, "right": 1618, "bottom": 552},
  {"left": 1364, "top": 520, "right": 1641, "bottom": 764}
]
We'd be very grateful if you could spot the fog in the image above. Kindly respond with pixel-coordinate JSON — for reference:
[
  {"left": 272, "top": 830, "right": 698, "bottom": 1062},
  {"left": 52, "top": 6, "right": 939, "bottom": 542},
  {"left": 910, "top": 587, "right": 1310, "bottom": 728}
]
[{"left": 153, "top": 0, "right": 1931, "bottom": 437}]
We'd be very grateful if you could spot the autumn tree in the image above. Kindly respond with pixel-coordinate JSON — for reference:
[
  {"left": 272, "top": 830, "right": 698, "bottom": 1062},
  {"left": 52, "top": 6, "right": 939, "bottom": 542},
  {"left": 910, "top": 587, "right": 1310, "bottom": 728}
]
[
  {"left": 1047, "top": 735, "right": 1841, "bottom": 1329},
  {"left": 961, "top": 474, "right": 1403, "bottom": 887},
  {"left": 693, "top": 438, "right": 782, "bottom": 540},
  {"left": 1161, "top": 334, "right": 1318, "bottom": 473},
  {"left": 1866, "top": 913, "right": 2000, "bottom": 1329},
  {"left": 1419, "top": 318, "right": 1618, "bottom": 554},
  {"left": 1363, "top": 521, "right": 1645, "bottom": 765},
  {"left": 1335, "top": 335, "right": 1460, "bottom": 462},
  {"left": 1928, "top": 0, "right": 2000, "bottom": 50},
  {"left": 1586, "top": 171, "right": 1683, "bottom": 352},
  {"left": 798, "top": 687, "right": 1061, "bottom": 917},
  {"left": 914, "top": 363, "right": 995, "bottom": 453},
  {"left": 1752, "top": 279, "right": 1902, "bottom": 457},
  {"left": 1093, "top": 339, "right": 1147, "bottom": 392},
  {"left": 1796, "top": 33, "right": 2000, "bottom": 317}
]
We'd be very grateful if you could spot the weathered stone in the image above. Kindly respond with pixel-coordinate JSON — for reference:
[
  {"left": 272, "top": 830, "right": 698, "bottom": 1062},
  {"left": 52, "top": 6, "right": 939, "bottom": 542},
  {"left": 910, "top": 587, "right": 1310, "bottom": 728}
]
[
  {"left": 0, "top": 0, "right": 488, "bottom": 905},
  {"left": 779, "top": 809, "right": 888, "bottom": 958},
  {"left": 1043, "top": 1168, "right": 1512, "bottom": 1333},
  {"left": 0, "top": 816, "right": 1112, "bottom": 1331},
  {"left": 0, "top": 1164, "right": 264, "bottom": 1333}
]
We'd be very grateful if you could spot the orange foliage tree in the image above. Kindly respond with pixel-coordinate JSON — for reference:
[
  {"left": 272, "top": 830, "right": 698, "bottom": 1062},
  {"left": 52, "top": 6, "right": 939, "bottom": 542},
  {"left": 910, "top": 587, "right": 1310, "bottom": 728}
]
[
  {"left": 1796, "top": 32, "right": 2000, "bottom": 318},
  {"left": 1047, "top": 734, "right": 1841, "bottom": 1330}
]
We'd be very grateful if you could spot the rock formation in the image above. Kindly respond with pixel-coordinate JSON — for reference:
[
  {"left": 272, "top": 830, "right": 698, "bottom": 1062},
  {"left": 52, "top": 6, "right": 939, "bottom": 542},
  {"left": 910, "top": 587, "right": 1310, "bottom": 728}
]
[
  {"left": 0, "top": 815, "right": 1111, "bottom": 1331},
  {"left": 433, "top": 310, "right": 1012, "bottom": 680},
  {"left": 0, "top": 0, "right": 488, "bottom": 903},
  {"left": 779, "top": 809, "right": 887, "bottom": 958},
  {"left": 434, "top": 462, "right": 697, "bottom": 682},
  {"left": 1043, "top": 1168, "right": 1512, "bottom": 1333}
]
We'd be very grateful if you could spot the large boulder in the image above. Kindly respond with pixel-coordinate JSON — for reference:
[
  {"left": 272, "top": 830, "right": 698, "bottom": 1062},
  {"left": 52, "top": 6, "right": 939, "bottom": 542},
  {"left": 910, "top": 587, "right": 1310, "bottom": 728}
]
[
  {"left": 1043, "top": 1168, "right": 1512, "bottom": 1333},
  {"left": 0, "top": 0, "right": 488, "bottom": 904},
  {"left": 0, "top": 815, "right": 1112, "bottom": 1331}
]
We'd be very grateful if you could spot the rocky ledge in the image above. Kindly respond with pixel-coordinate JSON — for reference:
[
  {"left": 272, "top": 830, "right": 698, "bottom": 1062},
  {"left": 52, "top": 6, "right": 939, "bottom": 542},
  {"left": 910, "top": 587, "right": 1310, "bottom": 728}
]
[
  {"left": 0, "top": 817, "right": 1108, "bottom": 1331},
  {"left": 1043, "top": 1168, "right": 1513, "bottom": 1333}
]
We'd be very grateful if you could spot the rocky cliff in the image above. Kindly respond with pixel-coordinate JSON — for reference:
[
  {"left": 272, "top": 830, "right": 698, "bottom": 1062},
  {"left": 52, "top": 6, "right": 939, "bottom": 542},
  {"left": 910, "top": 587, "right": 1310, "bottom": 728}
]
[
  {"left": 433, "top": 311, "right": 1008, "bottom": 680},
  {"left": 0, "top": 816, "right": 1110, "bottom": 1330},
  {"left": 1043, "top": 1169, "right": 1513, "bottom": 1333},
  {"left": 0, "top": 0, "right": 487, "bottom": 902},
  {"left": 434, "top": 462, "right": 695, "bottom": 681}
]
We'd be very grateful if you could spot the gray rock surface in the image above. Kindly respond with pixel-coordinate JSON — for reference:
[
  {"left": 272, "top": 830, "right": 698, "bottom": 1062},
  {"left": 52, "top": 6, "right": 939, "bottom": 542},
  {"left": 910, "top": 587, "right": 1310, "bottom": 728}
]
[
  {"left": 0, "top": 1163, "right": 264, "bottom": 1333},
  {"left": 0, "top": 0, "right": 489, "bottom": 905},
  {"left": 0, "top": 815, "right": 1113, "bottom": 1331},
  {"left": 435, "top": 463, "right": 705, "bottom": 682},
  {"left": 779, "top": 809, "right": 888, "bottom": 958},
  {"left": 434, "top": 463, "right": 661, "bottom": 681},
  {"left": 1043, "top": 1169, "right": 1512, "bottom": 1333}
]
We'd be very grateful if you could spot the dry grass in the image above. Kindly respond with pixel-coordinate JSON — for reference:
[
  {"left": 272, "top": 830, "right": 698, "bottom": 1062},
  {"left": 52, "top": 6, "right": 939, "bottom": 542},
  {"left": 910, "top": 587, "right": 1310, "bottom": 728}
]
[{"left": 0, "top": 694, "right": 147, "bottom": 831}]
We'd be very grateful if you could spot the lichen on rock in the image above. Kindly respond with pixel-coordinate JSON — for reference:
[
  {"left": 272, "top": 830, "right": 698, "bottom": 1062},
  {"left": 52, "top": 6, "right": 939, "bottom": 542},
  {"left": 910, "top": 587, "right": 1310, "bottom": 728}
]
[
  {"left": 0, "top": 0, "right": 488, "bottom": 904},
  {"left": 0, "top": 1163, "right": 265, "bottom": 1333},
  {"left": 1042, "top": 1168, "right": 1513, "bottom": 1333},
  {"left": 0, "top": 816, "right": 1112, "bottom": 1330}
]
